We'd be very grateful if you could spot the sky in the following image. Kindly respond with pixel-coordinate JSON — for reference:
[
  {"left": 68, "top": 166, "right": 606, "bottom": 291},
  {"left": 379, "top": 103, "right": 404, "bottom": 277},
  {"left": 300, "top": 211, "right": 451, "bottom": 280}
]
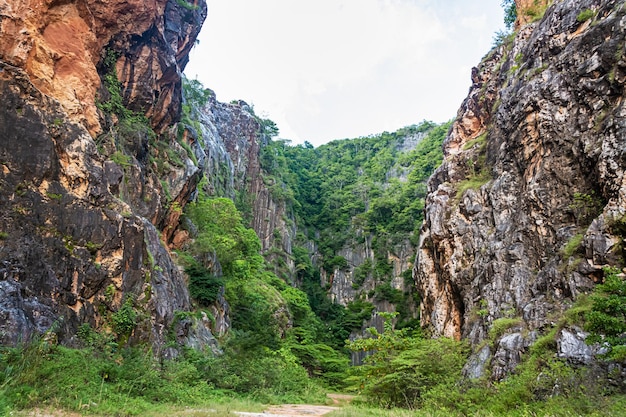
[{"left": 184, "top": 0, "right": 506, "bottom": 147}]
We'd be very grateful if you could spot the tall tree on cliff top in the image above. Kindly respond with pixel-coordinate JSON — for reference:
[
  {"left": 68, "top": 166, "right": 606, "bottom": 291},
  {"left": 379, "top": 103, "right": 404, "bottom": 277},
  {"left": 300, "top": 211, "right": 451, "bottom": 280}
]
[{"left": 502, "top": 0, "right": 517, "bottom": 29}]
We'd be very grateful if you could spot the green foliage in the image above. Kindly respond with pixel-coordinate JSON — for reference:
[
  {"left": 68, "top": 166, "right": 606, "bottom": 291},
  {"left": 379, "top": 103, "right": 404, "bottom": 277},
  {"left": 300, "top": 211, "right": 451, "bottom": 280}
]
[
  {"left": 98, "top": 50, "right": 150, "bottom": 127},
  {"left": 502, "top": 0, "right": 517, "bottom": 30},
  {"left": 569, "top": 191, "right": 604, "bottom": 226},
  {"left": 0, "top": 340, "right": 288, "bottom": 415},
  {"left": 111, "top": 296, "right": 138, "bottom": 339},
  {"left": 176, "top": 0, "right": 199, "bottom": 11},
  {"left": 562, "top": 233, "right": 584, "bottom": 258},
  {"left": 585, "top": 267, "right": 626, "bottom": 358},
  {"left": 186, "top": 197, "right": 262, "bottom": 273},
  {"left": 183, "top": 194, "right": 351, "bottom": 385},
  {"left": 182, "top": 77, "right": 214, "bottom": 108},
  {"left": 326, "top": 255, "right": 349, "bottom": 271},
  {"left": 190, "top": 341, "right": 325, "bottom": 403},
  {"left": 110, "top": 150, "right": 132, "bottom": 167},
  {"left": 521, "top": 0, "right": 548, "bottom": 21},
  {"left": 347, "top": 313, "right": 468, "bottom": 409},
  {"left": 76, "top": 323, "right": 115, "bottom": 351},
  {"left": 260, "top": 122, "right": 448, "bottom": 268},
  {"left": 258, "top": 117, "right": 280, "bottom": 138},
  {"left": 455, "top": 170, "right": 491, "bottom": 201},
  {"left": 186, "top": 262, "right": 224, "bottom": 306},
  {"left": 352, "top": 259, "right": 372, "bottom": 288},
  {"left": 577, "top": 8, "right": 595, "bottom": 22},
  {"left": 373, "top": 281, "right": 404, "bottom": 304},
  {"left": 488, "top": 317, "right": 523, "bottom": 341},
  {"left": 462, "top": 132, "right": 487, "bottom": 151}
]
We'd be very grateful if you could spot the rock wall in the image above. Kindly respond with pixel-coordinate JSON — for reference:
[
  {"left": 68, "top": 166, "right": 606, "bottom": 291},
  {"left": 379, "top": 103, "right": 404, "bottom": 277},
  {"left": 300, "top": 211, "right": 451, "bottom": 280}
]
[
  {"left": 0, "top": 0, "right": 206, "bottom": 135},
  {"left": 0, "top": 0, "right": 207, "bottom": 350},
  {"left": 416, "top": 0, "right": 626, "bottom": 357},
  {"left": 178, "top": 93, "right": 297, "bottom": 279}
]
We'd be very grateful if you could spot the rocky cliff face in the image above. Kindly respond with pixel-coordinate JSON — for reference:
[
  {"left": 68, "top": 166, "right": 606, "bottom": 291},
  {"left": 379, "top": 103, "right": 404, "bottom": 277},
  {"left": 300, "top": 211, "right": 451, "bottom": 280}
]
[
  {"left": 178, "top": 91, "right": 297, "bottom": 280},
  {"left": 0, "top": 0, "right": 205, "bottom": 135},
  {"left": 0, "top": 0, "right": 208, "bottom": 350},
  {"left": 416, "top": 0, "right": 626, "bottom": 376}
]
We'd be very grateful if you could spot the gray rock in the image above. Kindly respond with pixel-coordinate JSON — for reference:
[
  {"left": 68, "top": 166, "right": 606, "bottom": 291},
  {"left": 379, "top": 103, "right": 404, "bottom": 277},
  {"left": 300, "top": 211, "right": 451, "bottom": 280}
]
[
  {"left": 416, "top": 0, "right": 626, "bottom": 385},
  {"left": 464, "top": 344, "right": 492, "bottom": 379},
  {"left": 557, "top": 327, "right": 594, "bottom": 364}
]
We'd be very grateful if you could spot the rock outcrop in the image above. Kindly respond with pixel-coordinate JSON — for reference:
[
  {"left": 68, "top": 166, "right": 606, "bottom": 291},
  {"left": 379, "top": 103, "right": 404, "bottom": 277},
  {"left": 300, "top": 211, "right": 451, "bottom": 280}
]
[
  {"left": 0, "top": 0, "right": 206, "bottom": 135},
  {"left": 416, "top": 0, "right": 626, "bottom": 375},
  {"left": 178, "top": 91, "right": 297, "bottom": 279},
  {"left": 0, "top": 0, "right": 207, "bottom": 350}
]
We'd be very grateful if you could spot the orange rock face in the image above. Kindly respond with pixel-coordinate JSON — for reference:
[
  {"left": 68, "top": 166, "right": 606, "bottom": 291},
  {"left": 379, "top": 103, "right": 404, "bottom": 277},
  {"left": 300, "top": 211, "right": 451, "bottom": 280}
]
[
  {"left": 0, "top": 0, "right": 206, "bottom": 135},
  {"left": 515, "top": 0, "right": 552, "bottom": 28}
]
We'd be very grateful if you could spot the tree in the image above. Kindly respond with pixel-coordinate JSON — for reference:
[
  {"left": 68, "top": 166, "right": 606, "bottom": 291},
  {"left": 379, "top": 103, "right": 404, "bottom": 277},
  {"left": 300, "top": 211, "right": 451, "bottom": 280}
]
[{"left": 502, "top": 0, "right": 517, "bottom": 30}]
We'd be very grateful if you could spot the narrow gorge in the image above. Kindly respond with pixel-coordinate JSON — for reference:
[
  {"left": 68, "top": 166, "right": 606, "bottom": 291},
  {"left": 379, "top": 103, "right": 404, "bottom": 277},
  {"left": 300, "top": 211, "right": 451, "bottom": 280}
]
[{"left": 1, "top": 0, "right": 626, "bottom": 415}]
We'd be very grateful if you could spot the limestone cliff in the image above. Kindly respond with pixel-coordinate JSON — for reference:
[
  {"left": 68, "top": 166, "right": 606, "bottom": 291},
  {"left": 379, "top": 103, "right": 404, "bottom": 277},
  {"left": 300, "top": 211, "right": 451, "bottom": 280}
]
[
  {"left": 176, "top": 88, "right": 297, "bottom": 280},
  {"left": 0, "top": 0, "right": 207, "bottom": 350},
  {"left": 416, "top": 0, "right": 626, "bottom": 377}
]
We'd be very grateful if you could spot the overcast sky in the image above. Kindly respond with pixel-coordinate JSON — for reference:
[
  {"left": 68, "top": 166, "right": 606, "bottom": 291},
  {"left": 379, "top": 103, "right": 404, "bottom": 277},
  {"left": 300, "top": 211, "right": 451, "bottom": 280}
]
[{"left": 184, "top": 0, "right": 505, "bottom": 147}]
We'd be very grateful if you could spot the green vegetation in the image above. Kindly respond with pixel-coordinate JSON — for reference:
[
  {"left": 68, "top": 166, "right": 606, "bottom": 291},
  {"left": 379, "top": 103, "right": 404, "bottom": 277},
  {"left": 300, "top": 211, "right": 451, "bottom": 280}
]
[
  {"left": 569, "top": 191, "right": 604, "bottom": 226},
  {"left": 347, "top": 313, "right": 468, "bottom": 409},
  {"left": 585, "top": 266, "right": 626, "bottom": 360},
  {"left": 339, "top": 307, "right": 626, "bottom": 416},
  {"left": 0, "top": 340, "right": 273, "bottom": 415},
  {"left": 562, "top": 233, "right": 584, "bottom": 258},
  {"left": 522, "top": 0, "right": 550, "bottom": 22},
  {"left": 180, "top": 195, "right": 350, "bottom": 391},
  {"left": 502, "top": 0, "right": 517, "bottom": 30},
  {"left": 176, "top": 0, "right": 199, "bottom": 11},
  {"left": 111, "top": 296, "right": 138, "bottom": 341},
  {"left": 488, "top": 317, "right": 523, "bottom": 341},
  {"left": 257, "top": 121, "right": 449, "bottom": 328},
  {"left": 455, "top": 171, "right": 491, "bottom": 201},
  {"left": 6, "top": 61, "right": 626, "bottom": 417},
  {"left": 577, "top": 8, "right": 595, "bottom": 22}
]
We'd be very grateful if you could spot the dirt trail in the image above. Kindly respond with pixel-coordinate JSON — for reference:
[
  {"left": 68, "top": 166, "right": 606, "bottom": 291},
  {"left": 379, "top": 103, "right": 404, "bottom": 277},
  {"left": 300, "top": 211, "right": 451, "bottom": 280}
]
[
  {"left": 235, "top": 394, "right": 354, "bottom": 417},
  {"left": 235, "top": 404, "right": 339, "bottom": 416}
]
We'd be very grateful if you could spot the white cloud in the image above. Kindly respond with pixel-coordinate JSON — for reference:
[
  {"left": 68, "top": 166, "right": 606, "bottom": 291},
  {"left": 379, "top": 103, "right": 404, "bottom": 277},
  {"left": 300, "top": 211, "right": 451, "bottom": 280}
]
[{"left": 185, "top": 0, "right": 505, "bottom": 146}]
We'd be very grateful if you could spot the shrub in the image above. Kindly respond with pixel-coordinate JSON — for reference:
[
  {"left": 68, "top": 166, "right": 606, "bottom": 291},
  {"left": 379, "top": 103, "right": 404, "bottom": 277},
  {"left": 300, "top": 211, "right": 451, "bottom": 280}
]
[
  {"left": 577, "top": 9, "right": 595, "bottom": 22},
  {"left": 111, "top": 296, "right": 137, "bottom": 339},
  {"left": 186, "top": 263, "right": 224, "bottom": 306},
  {"left": 585, "top": 266, "right": 626, "bottom": 358},
  {"left": 347, "top": 314, "right": 469, "bottom": 409},
  {"left": 562, "top": 233, "right": 584, "bottom": 258}
]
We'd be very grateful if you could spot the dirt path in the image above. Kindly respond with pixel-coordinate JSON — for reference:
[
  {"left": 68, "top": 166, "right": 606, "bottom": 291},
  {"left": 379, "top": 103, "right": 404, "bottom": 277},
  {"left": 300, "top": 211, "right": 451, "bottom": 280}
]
[
  {"left": 235, "top": 404, "right": 340, "bottom": 416},
  {"left": 234, "top": 394, "right": 354, "bottom": 417}
]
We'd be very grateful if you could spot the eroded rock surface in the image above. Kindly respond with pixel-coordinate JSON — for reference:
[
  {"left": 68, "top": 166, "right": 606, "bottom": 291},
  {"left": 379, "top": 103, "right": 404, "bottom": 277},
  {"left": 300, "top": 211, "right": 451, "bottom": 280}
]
[
  {"left": 416, "top": 0, "right": 626, "bottom": 375},
  {"left": 0, "top": 0, "right": 206, "bottom": 135},
  {"left": 0, "top": 0, "right": 207, "bottom": 349}
]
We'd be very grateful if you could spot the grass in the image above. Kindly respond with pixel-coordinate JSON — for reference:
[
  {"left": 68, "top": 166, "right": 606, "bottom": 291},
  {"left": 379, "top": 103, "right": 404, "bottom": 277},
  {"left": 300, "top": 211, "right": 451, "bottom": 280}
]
[
  {"left": 577, "top": 9, "right": 595, "bottom": 22},
  {"left": 9, "top": 398, "right": 266, "bottom": 417},
  {"left": 561, "top": 233, "right": 584, "bottom": 258},
  {"left": 462, "top": 133, "right": 487, "bottom": 151},
  {"left": 455, "top": 171, "right": 491, "bottom": 201},
  {"left": 326, "top": 396, "right": 626, "bottom": 417},
  {"left": 488, "top": 317, "right": 523, "bottom": 341},
  {"left": 110, "top": 151, "right": 133, "bottom": 168},
  {"left": 0, "top": 341, "right": 325, "bottom": 417}
]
